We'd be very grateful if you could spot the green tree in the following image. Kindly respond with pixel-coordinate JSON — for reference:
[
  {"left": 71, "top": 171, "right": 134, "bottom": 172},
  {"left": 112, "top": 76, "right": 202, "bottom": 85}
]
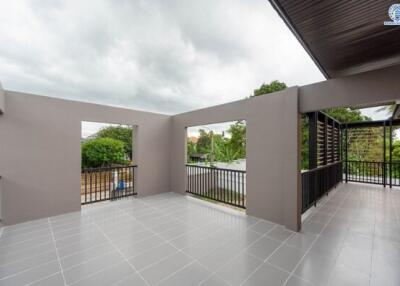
[
  {"left": 96, "top": 126, "right": 133, "bottom": 160},
  {"left": 227, "top": 121, "right": 246, "bottom": 159},
  {"left": 323, "top": 108, "right": 370, "bottom": 123},
  {"left": 196, "top": 129, "right": 212, "bottom": 154},
  {"left": 252, "top": 81, "right": 374, "bottom": 169},
  {"left": 392, "top": 141, "right": 400, "bottom": 161},
  {"left": 82, "top": 138, "right": 127, "bottom": 168},
  {"left": 301, "top": 116, "right": 309, "bottom": 170},
  {"left": 253, "top": 80, "right": 287, "bottom": 96}
]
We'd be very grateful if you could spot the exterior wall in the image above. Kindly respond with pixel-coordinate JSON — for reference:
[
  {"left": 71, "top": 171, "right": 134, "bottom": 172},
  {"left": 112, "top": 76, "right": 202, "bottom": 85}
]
[
  {"left": 0, "top": 91, "right": 171, "bottom": 225},
  {"left": 171, "top": 88, "right": 301, "bottom": 231},
  {"left": 1, "top": 64, "right": 397, "bottom": 229},
  {"left": 299, "top": 65, "right": 400, "bottom": 113},
  {"left": 0, "top": 82, "right": 4, "bottom": 114},
  {"left": 0, "top": 178, "right": 2, "bottom": 222}
]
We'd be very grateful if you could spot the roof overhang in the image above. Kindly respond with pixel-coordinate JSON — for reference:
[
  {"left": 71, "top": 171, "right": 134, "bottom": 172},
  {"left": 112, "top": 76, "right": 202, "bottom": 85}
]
[{"left": 269, "top": 0, "right": 400, "bottom": 79}]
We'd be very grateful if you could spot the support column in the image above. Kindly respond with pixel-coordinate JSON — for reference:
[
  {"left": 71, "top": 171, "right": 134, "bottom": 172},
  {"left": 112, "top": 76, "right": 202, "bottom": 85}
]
[
  {"left": 345, "top": 124, "right": 348, "bottom": 183},
  {"left": 308, "top": 112, "right": 318, "bottom": 169},
  {"left": 383, "top": 122, "right": 386, "bottom": 187},
  {"left": 389, "top": 120, "right": 393, "bottom": 188}
]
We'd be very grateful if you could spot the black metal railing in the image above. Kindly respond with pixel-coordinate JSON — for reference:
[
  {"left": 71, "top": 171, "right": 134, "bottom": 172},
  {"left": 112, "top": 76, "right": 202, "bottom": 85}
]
[
  {"left": 301, "top": 161, "right": 342, "bottom": 213},
  {"left": 389, "top": 161, "right": 400, "bottom": 186},
  {"left": 81, "top": 165, "right": 137, "bottom": 204},
  {"left": 344, "top": 161, "right": 384, "bottom": 185},
  {"left": 344, "top": 160, "right": 400, "bottom": 187},
  {"left": 186, "top": 164, "right": 246, "bottom": 208}
]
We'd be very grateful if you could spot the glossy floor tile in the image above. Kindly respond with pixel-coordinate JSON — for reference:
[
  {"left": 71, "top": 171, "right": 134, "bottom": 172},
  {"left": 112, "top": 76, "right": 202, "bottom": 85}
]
[{"left": 0, "top": 183, "right": 399, "bottom": 285}]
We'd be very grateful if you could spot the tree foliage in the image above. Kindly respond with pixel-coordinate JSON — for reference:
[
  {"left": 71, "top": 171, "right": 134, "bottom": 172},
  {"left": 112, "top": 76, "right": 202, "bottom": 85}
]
[
  {"left": 82, "top": 138, "right": 127, "bottom": 168},
  {"left": 323, "top": 108, "right": 370, "bottom": 123},
  {"left": 253, "top": 80, "right": 287, "bottom": 96},
  {"left": 252, "top": 81, "right": 374, "bottom": 170},
  {"left": 196, "top": 130, "right": 212, "bottom": 154},
  {"left": 226, "top": 121, "right": 246, "bottom": 158},
  {"left": 187, "top": 121, "right": 246, "bottom": 164},
  {"left": 96, "top": 126, "right": 133, "bottom": 159}
]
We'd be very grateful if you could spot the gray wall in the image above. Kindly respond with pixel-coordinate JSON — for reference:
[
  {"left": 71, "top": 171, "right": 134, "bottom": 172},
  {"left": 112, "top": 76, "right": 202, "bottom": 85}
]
[
  {"left": 0, "top": 91, "right": 171, "bottom": 225},
  {"left": 0, "top": 82, "right": 4, "bottom": 115},
  {"left": 299, "top": 65, "right": 400, "bottom": 113},
  {"left": 1, "top": 64, "right": 398, "bottom": 229},
  {"left": 171, "top": 88, "right": 301, "bottom": 231}
]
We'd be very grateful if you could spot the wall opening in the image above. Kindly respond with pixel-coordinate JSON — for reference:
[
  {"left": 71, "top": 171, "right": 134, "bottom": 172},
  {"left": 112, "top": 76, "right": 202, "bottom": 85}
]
[
  {"left": 300, "top": 103, "right": 400, "bottom": 218},
  {"left": 80, "top": 121, "right": 137, "bottom": 204},
  {"left": 186, "top": 120, "right": 247, "bottom": 209}
]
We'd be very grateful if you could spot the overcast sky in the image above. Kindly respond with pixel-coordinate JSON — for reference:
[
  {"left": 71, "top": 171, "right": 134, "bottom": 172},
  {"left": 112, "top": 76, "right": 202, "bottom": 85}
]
[
  {"left": 0, "top": 0, "right": 391, "bottom": 121},
  {"left": 0, "top": 0, "right": 327, "bottom": 115}
]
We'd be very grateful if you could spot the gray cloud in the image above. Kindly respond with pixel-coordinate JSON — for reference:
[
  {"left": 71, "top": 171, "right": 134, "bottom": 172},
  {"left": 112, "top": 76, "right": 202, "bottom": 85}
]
[{"left": 0, "top": 0, "right": 324, "bottom": 114}]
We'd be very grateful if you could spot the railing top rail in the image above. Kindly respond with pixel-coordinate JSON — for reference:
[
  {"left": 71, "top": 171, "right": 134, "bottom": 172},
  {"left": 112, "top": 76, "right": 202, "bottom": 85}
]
[
  {"left": 345, "top": 160, "right": 400, "bottom": 164},
  {"left": 186, "top": 164, "right": 246, "bottom": 173},
  {"left": 302, "top": 161, "right": 342, "bottom": 174},
  {"left": 345, "top": 160, "right": 387, "bottom": 164},
  {"left": 82, "top": 165, "right": 138, "bottom": 172}
]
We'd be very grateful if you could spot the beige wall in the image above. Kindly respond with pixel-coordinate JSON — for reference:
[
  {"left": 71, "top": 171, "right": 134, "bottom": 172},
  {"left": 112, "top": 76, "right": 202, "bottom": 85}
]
[
  {"left": 171, "top": 88, "right": 302, "bottom": 231},
  {"left": 0, "top": 91, "right": 171, "bottom": 225},
  {"left": 299, "top": 65, "right": 400, "bottom": 113}
]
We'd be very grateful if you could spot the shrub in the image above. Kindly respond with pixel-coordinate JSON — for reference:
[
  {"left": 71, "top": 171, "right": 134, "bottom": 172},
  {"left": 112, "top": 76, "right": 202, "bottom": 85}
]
[{"left": 81, "top": 138, "right": 127, "bottom": 168}]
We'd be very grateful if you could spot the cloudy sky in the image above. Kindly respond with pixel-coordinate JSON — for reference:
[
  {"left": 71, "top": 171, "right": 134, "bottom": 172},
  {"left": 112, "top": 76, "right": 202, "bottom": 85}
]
[
  {"left": 0, "top": 0, "right": 391, "bottom": 120},
  {"left": 0, "top": 0, "right": 328, "bottom": 115}
]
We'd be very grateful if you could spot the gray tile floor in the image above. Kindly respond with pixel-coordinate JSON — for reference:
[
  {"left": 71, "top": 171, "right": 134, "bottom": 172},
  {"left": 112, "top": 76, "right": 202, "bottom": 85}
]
[{"left": 0, "top": 182, "right": 399, "bottom": 286}]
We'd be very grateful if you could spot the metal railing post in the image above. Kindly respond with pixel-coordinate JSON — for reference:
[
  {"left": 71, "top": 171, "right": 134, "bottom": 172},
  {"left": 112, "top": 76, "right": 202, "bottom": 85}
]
[
  {"left": 390, "top": 119, "right": 393, "bottom": 188},
  {"left": 345, "top": 124, "right": 348, "bottom": 183},
  {"left": 383, "top": 122, "right": 386, "bottom": 187}
]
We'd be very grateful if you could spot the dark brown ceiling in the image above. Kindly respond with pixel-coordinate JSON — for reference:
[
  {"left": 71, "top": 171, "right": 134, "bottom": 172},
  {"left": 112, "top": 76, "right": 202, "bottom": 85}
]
[{"left": 269, "top": 0, "right": 400, "bottom": 78}]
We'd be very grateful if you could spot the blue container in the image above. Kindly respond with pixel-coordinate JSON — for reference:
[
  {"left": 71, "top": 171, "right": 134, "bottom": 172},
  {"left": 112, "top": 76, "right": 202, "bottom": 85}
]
[{"left": 118, "top": 180, "right": 125, "bottom": 190}]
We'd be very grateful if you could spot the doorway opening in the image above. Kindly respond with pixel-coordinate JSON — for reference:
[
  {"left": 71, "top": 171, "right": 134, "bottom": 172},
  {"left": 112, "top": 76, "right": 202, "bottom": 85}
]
[
  {"left": 81, "top": 121, "right": 137, "bottom": 204},
  {"left": 186, "top": 120, "right": 246, "bottom": 209}
]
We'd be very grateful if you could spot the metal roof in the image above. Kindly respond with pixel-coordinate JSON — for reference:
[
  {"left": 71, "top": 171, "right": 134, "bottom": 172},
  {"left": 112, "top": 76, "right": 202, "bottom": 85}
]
[{"left": 269, "top": 0, "right": 400, "bottom": 78}]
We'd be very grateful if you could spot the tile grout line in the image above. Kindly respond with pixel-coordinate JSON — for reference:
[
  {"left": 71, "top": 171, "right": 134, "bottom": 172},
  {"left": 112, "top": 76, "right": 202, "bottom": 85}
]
[
  {"left": 120, "top": 196, "right": 263, "bottom": 286},
  {"left": 119, "top": 199, "right": 206, "bottom": 285},
  {"left": 0, "top": 236, "right": 111, "bottom": 270},
  {"left": 0, "top": 231, "right": 54, "bottom": 250},
  {"left": 194, "top": 224, "right": 280, "bottom": 286},
  {"left": 0, "top": 221, "right": 100, "bottom": 253},
  {"left": 71, "top": 194, "right": 254, "bottom": 286},
  {"left": 238, "top": 230, "right": 297, "bottom": 286},
  {"left": 0, "top": 247, "right": 60, "bottom": 269},
  {"left": 48, "top": 218, "right": 68, "bottom": 286},
  {"left": 0, "top": 259, "right": 61, "bottom": 281},
  {"left": 281, "top": 184, "right": 351, "bottom": 286},
  {"left": 369, "top": 185, "right": 377, "bottom": 285},
  {"left": 89, "top": 213, "right": 152, "bottom": 286},
  {"left": 25, "top": 271, "right": 63, "bottom": 286},
  {"left": 0, "top": 224, "right": 4, "bottom": 239}
]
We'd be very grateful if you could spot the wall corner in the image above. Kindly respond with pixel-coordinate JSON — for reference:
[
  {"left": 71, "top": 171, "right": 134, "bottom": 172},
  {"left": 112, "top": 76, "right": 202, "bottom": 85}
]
[{"left": 0, "top": 82, "right": 5, "bottom": 115}]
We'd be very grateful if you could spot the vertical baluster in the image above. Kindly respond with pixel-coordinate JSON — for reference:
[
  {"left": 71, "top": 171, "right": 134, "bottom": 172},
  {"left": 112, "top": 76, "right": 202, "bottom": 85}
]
[
  {"left": 84, "top": 170, "right": 87, "bottom": 204},
  {"left": 236, "top": 171, "right": 239, "bottom": 206},
  {"left": 217, "top": 169, "right": 220, "bottom": 201},
  {"left": 230, "top": 170, "right": 233, "bottom": 205},
  {"left": 100, "top": 169, "right": 103, "bottom": 201},
  {"left": 117, "top": 167, "right": 119, "bottom": 198},
  {"left": 242, "top": 172, "right": 245, "bottom": 208},
  {"left": 196, "top": 166, "right": 198, "bottom": 195}
]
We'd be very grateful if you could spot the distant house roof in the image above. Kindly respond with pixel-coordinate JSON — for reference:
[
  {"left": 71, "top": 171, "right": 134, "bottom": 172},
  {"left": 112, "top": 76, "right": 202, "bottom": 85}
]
[
  {"left": 188, "top": 136, "right": 199, "bottom": 144},
  {"left": 269, "top": 0, "right": 400, "bottom": 78}
]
